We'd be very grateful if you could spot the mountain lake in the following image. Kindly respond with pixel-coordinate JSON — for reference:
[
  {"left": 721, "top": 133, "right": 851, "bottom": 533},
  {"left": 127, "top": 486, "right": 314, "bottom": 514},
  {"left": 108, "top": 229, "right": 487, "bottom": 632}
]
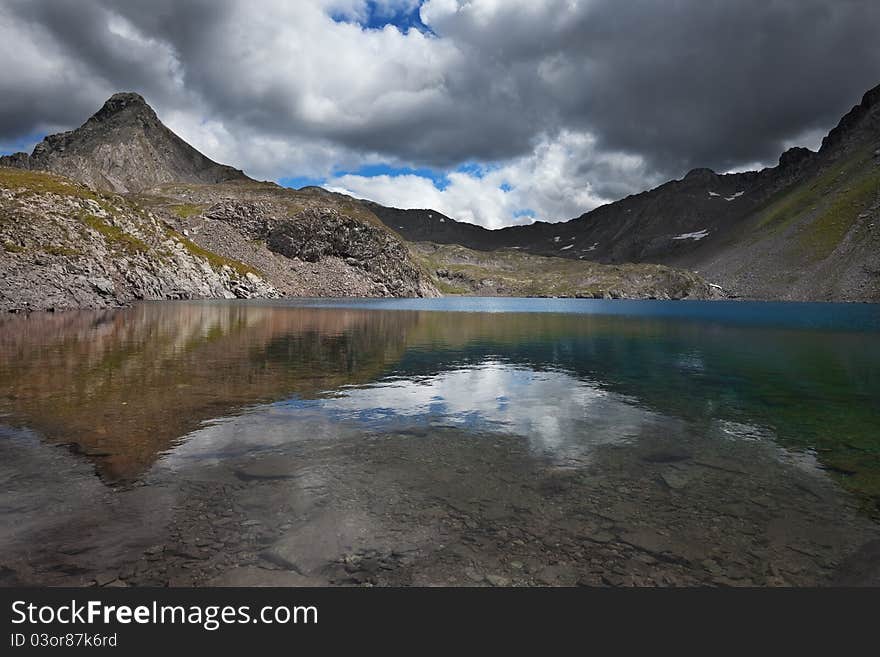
[{"left": 1, "top": 298, "right": 879, "bottom": 586}]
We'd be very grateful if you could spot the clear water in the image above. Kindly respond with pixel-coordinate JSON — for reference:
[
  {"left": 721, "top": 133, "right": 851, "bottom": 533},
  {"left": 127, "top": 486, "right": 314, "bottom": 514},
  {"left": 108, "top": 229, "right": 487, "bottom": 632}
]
[{"left": 1, "top": 298, "right": 879, "bottom": 586}]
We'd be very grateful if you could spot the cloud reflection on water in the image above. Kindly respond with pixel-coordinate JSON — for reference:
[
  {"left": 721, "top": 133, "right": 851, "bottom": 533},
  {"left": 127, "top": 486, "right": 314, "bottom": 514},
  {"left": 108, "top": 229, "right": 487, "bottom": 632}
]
[{"left": 165, "top": 360, "right": 669, "bottom": 469}]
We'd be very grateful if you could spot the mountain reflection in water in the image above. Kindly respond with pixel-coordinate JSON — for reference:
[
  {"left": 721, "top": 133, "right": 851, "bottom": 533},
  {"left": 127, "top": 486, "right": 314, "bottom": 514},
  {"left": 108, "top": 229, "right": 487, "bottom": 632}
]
[{"left": 0, "top": 299, "right": 879, "bottom": 506}]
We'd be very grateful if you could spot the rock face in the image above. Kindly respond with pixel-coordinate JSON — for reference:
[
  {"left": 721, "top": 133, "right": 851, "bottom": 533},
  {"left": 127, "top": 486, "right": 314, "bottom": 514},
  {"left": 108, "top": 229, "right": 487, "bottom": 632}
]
[
  {"left": 159, "top": 192, "right": 440, "bottom": 299},
  {"left": 187, "top": 200, "right": 436, "bottom": 298},
  {"left": 0, "top": 169, "right": 277, "bottom": 312},
  {"left": 0, "top": 92, "right": 247, "bottom": 193},
  {"left": 265, "top": 208, "right": 430, "bottom": 297},
  {"left": 368, "top": 82, "right": 880, "bottom": 301}
]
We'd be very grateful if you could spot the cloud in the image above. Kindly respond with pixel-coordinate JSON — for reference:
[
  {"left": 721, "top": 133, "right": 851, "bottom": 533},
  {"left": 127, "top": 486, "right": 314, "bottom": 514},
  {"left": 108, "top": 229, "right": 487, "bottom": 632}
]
[
  {"left": 329, "top": 130, "right": 657, "bottom": 226},
  {"left": 1, "top": 0, "right": 879, "bottom": 227}
]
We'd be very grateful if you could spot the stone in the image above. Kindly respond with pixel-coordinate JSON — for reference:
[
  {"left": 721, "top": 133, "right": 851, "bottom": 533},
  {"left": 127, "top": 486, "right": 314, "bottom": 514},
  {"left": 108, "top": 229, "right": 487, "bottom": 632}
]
[
  {"left": 701, "top": 559, "right": 723, "bottom": 575},
  {"left": 234, "top": 456, "right": 299, "bottom": 482},
  {"left": 208, "top": 566, "right": 324, "bottom": 587},
  {"left": 88, "top": 277, "right": 115, "bottom": 296},
  {"left": 261, "top": 511, "right": 374, "bottom": 576},
  {"left": 660, "top": 469, "right": 692, "bottom": 491},
  {"left": 619, "top": 528, "right": 676, "bottom": 556},
  {"left": 94, "top": 572, "right": 118, "bottom": 586},
  {"left": 587, "top": 531, "right": 615, "bottom": 544},
  {"left": 485, "top": 574, "right": 511, "bottom": 587}
]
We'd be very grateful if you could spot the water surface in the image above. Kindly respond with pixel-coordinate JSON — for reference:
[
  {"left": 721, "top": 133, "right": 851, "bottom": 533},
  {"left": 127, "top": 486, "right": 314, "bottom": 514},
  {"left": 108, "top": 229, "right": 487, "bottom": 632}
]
[{"left": 1, "top": 299, "right": 879, "bottom": 586}]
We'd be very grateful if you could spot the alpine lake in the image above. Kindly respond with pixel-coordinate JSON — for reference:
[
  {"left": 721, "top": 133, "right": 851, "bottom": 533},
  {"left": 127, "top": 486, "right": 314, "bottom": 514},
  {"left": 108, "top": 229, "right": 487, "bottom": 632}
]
[{"left": 1, "top": 297, "right": 879, "bottom": 587}]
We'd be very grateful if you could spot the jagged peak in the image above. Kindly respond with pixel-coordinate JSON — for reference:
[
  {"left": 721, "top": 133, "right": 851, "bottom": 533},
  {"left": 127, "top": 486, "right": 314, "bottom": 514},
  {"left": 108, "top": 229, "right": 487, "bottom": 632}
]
[
  {"left": 107, "top": 91, "right": 147, "bottom": 106},
  {"left": 5, "top": 91, "right": 249, "bottom": 192},
  {"left": 683, "top": 167, "right": 717, "bottom": 182},
  {"left": 860, "top": 82, "right": 880, "bottom": 109},
  {"left": 87, "top": 92, "right": 156, "bottom": 125},
  {"left": 778, "top": 146, "right": 815, "bottom": 169},
  {"left": 820, "top": 80, "right": 880, "bottom": 153}
]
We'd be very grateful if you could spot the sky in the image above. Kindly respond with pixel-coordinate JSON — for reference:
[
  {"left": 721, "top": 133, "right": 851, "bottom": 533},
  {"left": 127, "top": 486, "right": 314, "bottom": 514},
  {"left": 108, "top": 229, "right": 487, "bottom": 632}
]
[{"left": 1, "top": 0, "right": 879, "bottom": 229}]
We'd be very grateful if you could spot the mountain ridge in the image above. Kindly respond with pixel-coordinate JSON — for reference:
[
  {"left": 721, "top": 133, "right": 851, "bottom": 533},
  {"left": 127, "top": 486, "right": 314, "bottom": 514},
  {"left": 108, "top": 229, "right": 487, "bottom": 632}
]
[
  {"left": 367, "top": 82, "right": 880, "bottom": 301},
  {"left": 0, "top": 92, "right": 249, "bottom": 193},
  {"left": 5, "top": 84, "right": 877, "bottom": 306}
]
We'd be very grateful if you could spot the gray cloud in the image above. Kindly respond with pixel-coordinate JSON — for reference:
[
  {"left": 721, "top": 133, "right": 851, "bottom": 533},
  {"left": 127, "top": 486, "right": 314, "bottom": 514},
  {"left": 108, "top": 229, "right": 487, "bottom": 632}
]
[
  {"left": 421, "top": 0, "right": 880, "bottom": 173},
  {"left": 1, "top": 0, "right": 879, "bottom": 225}
]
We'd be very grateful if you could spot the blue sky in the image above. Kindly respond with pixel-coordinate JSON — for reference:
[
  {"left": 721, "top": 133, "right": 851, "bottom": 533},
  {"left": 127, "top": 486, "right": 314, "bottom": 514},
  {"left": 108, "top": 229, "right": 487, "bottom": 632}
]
[
  {"left": 280, "top": 161, "right": 510, "bottom": 193},
  {"left": 280, "top": 163, "right": 451, "bottom": 192},
  {"left": 0, "top": 132, "right": 46, "bottom": 157},
  {"left": 331, "top": 1, "right": 433, "bottom": 34}
]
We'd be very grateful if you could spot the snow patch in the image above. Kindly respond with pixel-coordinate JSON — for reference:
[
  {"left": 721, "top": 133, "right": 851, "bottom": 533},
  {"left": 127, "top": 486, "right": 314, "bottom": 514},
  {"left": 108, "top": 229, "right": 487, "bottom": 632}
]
[
  {"left": 672, "top": 229, "right": 710, "bottom": 241},
  {"left": 553, "top": 236, "right": 561, "bottom": 243},
  {"left": 725, "top": 191, "right": 744, "bottom": 201},
  {"left": 708, "top": 191, "right": 720, "bottom": 197},
  {"left": 559, "top": 244, "right": 574, "bottom": 251}
]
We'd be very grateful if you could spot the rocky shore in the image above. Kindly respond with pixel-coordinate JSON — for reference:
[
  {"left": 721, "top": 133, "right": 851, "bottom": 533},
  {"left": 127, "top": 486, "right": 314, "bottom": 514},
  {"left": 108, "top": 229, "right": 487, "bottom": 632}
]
[{"left": 1, "top": 423, "right": 877, "bottom": 587}]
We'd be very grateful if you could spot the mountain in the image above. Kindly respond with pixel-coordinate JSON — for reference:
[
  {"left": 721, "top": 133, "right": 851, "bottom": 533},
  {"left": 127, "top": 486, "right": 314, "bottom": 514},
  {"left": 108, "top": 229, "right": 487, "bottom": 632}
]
[
  {"left": 369, "top": 83, "right": 880, "bottom": 301},
  {"left": 0, "top": 165, "right": 441, "bottom": 311},
  {"left": 0, "top": 168, "right": 278, "bottom": 311},
  {"left": 2, "top": 93, "right": 722, "bottom": 310},
  {"left": 0, "top": 93, "right": 441, "bottom": 311},
  {"left": 0, "top": 92, "right": 248, "bottom": 193}
]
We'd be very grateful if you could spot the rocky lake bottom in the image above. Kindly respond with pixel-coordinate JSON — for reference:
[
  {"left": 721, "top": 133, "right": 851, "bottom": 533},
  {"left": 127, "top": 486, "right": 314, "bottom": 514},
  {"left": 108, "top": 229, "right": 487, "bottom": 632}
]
[{"left": 1, "top": 298, "right": 879, "bottom": 586}]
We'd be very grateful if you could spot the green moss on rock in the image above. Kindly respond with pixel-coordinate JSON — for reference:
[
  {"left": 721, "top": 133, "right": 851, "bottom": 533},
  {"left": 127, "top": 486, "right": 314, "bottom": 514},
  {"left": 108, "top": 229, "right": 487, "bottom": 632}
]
[
  {"left": 165, "top": 227, "right": 260, "bottom": 277},
  {"left": 80, "top": 214, "right": 149, "bottom": 254}
]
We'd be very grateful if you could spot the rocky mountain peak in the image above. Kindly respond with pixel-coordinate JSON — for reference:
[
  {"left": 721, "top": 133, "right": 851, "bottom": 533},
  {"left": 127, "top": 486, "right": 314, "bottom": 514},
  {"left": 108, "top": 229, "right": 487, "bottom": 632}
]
[
  {"left": 820, "top": 81, "right": 880, "bottom": 154},
  {"left": 89, "top": 92, "right": 154, "bottom": 122},
  {"left": 861, "top": 82, "right": 880, "bottom": 110},
  {"left": 1, "top": 92, "right": 248, "bottom": 193},
  {"left": 682, "top": 167, "right": 717, "bottom": 182},
  {"left": 778, "top": 146, "right": 815, "bottom": 169}
]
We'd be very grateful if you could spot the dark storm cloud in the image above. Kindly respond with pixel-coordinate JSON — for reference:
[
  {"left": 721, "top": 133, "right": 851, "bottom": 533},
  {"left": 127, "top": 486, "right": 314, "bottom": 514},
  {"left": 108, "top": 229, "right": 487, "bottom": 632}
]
[
  {"left": 556, "top": 0, "right": 880, "bottom": 173},
  {"left": 422, "top": 0, "right": 880, "bottom": 175},
  {"left": 2, "top": 0, "right": 879, "bottom": 183}
]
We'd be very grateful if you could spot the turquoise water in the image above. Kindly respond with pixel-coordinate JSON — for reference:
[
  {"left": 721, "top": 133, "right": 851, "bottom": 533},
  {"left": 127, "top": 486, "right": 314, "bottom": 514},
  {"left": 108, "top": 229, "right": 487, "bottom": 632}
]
[
  {"left": 176, "top": 298, "right": 880, "bottom": 505},
  {"left": 0, "top": 298, "right": 880, "bottom": 499},
  {"left": 2, "top": 298, "right": 880, "bottom": 501},
  {"left": 261, "top": 297, "right": 880, "bottom": 331},
  {"left": 2, "top": 298, "right": 880, "bottom": 586}
]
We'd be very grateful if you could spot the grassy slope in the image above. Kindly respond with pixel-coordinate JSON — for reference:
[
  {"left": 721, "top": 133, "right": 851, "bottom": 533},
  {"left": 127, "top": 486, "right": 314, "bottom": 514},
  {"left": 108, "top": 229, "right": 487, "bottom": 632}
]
[
  {"left": 753, "top": 146, "right": 879, "bottom": 260},
  {"left": 695, "top": 147, "right": 880, "bottom": 300},
  {"left": 412, "top": 242, "right": 713, "bottom": 299}
]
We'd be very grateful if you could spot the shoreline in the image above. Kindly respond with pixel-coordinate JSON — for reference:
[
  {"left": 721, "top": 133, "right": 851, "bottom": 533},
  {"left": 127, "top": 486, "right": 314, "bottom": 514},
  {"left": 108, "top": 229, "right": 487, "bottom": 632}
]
[{"left": 5, "top": 293, "right": 880, "bottom": 317}]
